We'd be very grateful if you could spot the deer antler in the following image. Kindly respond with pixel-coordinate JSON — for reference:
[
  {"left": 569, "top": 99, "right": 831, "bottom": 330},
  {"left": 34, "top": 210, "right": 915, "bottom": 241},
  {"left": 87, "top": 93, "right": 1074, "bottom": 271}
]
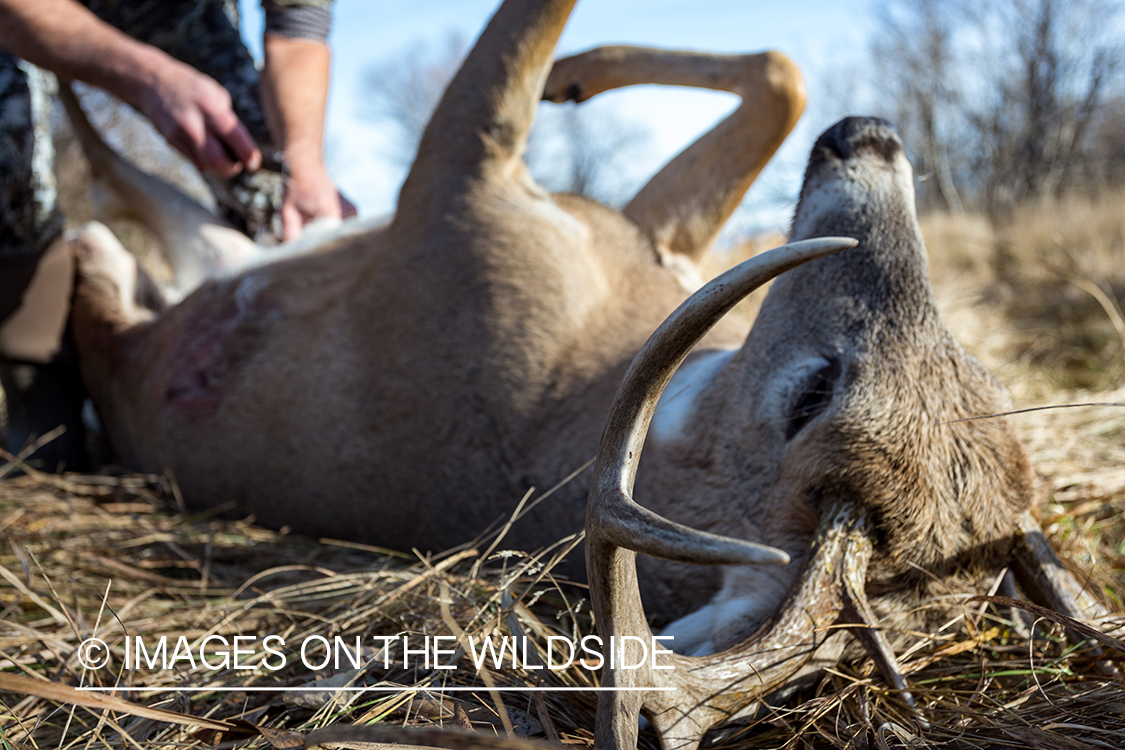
[
  {"left": 583, "top": 237, "right": 923, "bottom": 750},
  {"left": 1011, "top": 511, "right": 1117, "bottom": 675},
  {"left": 584, "top": 238, "right": 1121, "bottom": 750},
  {"left": 586, "top": 237, "right": 857, "bottom": 568}
]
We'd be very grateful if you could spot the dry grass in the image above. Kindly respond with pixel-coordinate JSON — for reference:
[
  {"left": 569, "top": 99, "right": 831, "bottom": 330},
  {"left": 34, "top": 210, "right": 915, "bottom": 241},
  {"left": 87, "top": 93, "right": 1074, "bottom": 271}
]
[
  {"left": 1, "top": 445, "right": 1123, "bottom": 750},
  {"left": 4, "top": 196, "right": 1125, "bottom": 749},
  {"left": 0, "top": 469, "right": 603, "bottom": 749},
  {"left": 925, "top": 190, "right": 1125, "bottom": 392}
]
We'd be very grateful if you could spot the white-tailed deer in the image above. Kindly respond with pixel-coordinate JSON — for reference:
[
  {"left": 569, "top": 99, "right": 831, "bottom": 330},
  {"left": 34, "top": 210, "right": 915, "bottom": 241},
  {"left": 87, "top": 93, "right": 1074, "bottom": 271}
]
[{"left": 64, "top": 2, "right": 1107, "bottom": 748}]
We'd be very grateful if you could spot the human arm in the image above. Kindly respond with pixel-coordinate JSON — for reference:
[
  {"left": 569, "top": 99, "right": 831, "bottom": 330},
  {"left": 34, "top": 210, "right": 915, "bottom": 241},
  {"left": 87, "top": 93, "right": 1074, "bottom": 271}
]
[
  {"left": 0, "top": 0, "right": 261, "bottom": 177},
  {"left": 260, "top": 32, "right": 355, "bottom": 241}
]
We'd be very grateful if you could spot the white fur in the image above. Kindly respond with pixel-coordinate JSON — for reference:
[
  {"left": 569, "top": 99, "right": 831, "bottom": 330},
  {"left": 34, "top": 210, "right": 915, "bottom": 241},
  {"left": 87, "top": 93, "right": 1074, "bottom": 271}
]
[
  {"left": 651, "top": 349, "right": 736, "bottom": 442},
  {"left": 234, "top": 271, "right": 266, "bottom": 318},
  {"left": 661, "top": 567, "right": 795, "bottom": 656},
  {"left": 76, "top": 223, "right": 138, "bottom": 310},
  {"left": 236, "top": 214, "right": 390, "bottom": 272},
  {"left": 757, "top": 355, "right": 835, "bottom": 427},
  {"left": 790, "top": 150, "right": 915, "bottom": 241},
  {"left": 659, "top": 250, "right": 705, "bottom": 293},
  {"left": 661, "top": 597, "right": 760, "bottom": 656}
]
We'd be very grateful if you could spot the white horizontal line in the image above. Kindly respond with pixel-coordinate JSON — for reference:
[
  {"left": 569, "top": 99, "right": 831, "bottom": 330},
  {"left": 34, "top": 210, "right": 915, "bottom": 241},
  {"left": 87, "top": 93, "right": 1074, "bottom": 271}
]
[{"left": 76, "top": 686, "right": 676, "bottom": 693}]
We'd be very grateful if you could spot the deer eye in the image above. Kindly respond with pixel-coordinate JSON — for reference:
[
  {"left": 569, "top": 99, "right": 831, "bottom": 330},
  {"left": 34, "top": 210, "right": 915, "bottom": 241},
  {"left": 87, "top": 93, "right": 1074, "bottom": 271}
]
[{"left": 786, "top": 359, "right": 840, "bottom": 440}]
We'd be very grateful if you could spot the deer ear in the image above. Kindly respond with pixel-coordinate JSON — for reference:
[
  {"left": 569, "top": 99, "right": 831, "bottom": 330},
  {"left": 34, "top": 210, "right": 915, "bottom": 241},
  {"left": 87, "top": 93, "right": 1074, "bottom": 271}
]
[
  {"left": 785, "top": 357, "right": 841, "bottom": 440},
  {"left": 755, "top": 355, "right": 840, "bottom": 435}
]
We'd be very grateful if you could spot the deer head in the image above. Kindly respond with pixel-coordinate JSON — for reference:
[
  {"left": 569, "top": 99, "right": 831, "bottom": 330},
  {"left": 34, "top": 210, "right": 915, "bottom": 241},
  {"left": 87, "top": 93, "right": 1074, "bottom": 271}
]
[{"left": 585, "top": 117, "right": 1105, "bottom": 750}]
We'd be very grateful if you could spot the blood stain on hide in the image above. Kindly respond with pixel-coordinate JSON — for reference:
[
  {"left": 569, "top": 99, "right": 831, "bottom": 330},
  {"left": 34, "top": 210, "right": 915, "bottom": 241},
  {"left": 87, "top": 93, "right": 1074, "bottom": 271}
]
[{"left": 162, "top": 299, "right": 243, "bottom": 421}]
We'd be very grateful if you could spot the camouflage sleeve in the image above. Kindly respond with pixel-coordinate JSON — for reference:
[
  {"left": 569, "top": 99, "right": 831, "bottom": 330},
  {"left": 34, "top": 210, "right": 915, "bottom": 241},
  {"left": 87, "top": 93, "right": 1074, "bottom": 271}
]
[
  {"left": 262, "top": 0, "right": 333, "bottom": 43},
  {"left": 260, "top": 0, "right": 333, "bottom": 9},
  {"left": 0, "top": 49, "right": 64, "bottom": 266}
]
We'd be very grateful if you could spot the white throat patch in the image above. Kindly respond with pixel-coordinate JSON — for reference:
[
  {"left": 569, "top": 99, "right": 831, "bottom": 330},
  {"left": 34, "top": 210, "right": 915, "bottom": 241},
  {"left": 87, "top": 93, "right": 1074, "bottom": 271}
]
[{"left": 651, "top": 349, "right": 737, "bottom": 443}]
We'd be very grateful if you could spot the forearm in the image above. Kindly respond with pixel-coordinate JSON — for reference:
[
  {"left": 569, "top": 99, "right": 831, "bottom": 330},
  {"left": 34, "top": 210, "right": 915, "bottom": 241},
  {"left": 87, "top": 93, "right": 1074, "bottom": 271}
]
[
  {"left": 261, "top": 30, "right": 349, "bottom": 238},
  {"left": 0, "top": 0, "right": 173, "bottom": 111},
  {"left": 260, "top": 34, "right": 330, "bottom": 174}
]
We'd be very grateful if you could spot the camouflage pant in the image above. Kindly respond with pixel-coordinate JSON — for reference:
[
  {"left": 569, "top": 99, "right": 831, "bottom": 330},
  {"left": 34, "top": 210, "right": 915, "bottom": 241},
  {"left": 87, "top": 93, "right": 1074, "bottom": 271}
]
[{"left": 0, "top": 0, "right": 283, "bottom": 272}]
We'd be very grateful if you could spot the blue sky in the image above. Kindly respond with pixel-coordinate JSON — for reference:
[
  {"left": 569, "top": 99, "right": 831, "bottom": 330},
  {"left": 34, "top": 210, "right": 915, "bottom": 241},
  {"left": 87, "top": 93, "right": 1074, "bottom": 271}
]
[{"left": 238, "top": 0, "right": 870, "bottom": 236}]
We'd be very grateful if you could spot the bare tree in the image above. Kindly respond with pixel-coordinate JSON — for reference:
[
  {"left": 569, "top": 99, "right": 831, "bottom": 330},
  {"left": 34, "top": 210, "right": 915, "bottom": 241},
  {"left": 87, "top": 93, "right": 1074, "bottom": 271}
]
[
  {"left": 869, "top": 0, "right": 1124, "bottom": 215},
  {"left": 525, "top": 101, "right": 650, "bottom": 206},
  {"left": 972, "top": 0, "right": 1121, "bottom": 210},
  {"left": 360, "top": 33, "right": 650, "bottom": 206},
  {"left": 871, "top": 0, "right": 964, "bottom": 213},
  {"left": 360, "top": 32, "right": 469, "bottom": 168}
]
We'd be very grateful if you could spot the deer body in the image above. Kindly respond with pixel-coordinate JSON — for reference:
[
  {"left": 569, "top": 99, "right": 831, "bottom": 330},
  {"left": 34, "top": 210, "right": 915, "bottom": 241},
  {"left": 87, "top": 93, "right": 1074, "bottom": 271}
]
[
  {"left": 78, "top": 193, "right": 741, "bottom": 551},
  {"left": 71, "top": 0, "right": 804, "bottom": 571}
]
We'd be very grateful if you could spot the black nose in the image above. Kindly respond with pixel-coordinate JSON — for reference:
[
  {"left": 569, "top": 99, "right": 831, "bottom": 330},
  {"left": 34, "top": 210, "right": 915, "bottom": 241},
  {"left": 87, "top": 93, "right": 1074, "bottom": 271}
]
[{"left": 816, "top": 116, "right": 903, "bottom": 162}]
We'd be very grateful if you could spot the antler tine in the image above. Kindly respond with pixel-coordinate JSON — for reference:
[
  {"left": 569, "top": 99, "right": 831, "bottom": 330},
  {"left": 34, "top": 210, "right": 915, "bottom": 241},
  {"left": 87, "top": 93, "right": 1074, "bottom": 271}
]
[
  {"left": 1011, "top": 512, "right": 1116, "bottom": 674},
  {"left": 589, "top": 499, "right": 879, "bottom": 750},
  {"left": 1012, "top": 512, "right": 1109, "bottom": 623},
  {"left": 585, "top": 237, "right": 856, "bottom": 750},
  {"left": 599, "top": 490, "right": 791, "bottom": 566},
  {"left": 651, "top": 501, "right": 876, "bottom": 750}
]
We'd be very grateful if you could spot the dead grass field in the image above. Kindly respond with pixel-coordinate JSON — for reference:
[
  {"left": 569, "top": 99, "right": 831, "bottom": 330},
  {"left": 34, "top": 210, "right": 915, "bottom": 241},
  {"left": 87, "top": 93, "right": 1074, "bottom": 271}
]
[{"left": 2, "top": 195, "right": 1125, "bottom": 749}]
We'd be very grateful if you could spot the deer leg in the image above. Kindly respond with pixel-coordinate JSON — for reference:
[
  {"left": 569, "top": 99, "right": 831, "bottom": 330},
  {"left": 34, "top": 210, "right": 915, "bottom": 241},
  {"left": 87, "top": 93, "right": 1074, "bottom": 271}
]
[
  {"left": 67, "top": 222, "right": 157, "bottom": 404},
  {"left": 395, "top": 0, "right": 578, "bottom": 216},
  {"left": 58, "top": 83, "right": 259, "bottom": 297},
  {"left": 543, "top": 47, "right": 806, "bottom": 263}
]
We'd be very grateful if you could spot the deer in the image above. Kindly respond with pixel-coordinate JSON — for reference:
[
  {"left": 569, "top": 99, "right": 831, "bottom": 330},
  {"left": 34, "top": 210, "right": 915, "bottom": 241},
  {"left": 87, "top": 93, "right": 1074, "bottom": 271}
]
[{"left": 61, "top": 1, "right": 1109, "bottom": 748}]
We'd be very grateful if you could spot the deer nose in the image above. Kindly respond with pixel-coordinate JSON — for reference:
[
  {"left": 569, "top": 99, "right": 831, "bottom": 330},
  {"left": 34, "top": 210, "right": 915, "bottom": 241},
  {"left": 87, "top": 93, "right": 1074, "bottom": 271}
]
[{"left": 820, "top": 116, "right": 903, "bottom": 162}]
